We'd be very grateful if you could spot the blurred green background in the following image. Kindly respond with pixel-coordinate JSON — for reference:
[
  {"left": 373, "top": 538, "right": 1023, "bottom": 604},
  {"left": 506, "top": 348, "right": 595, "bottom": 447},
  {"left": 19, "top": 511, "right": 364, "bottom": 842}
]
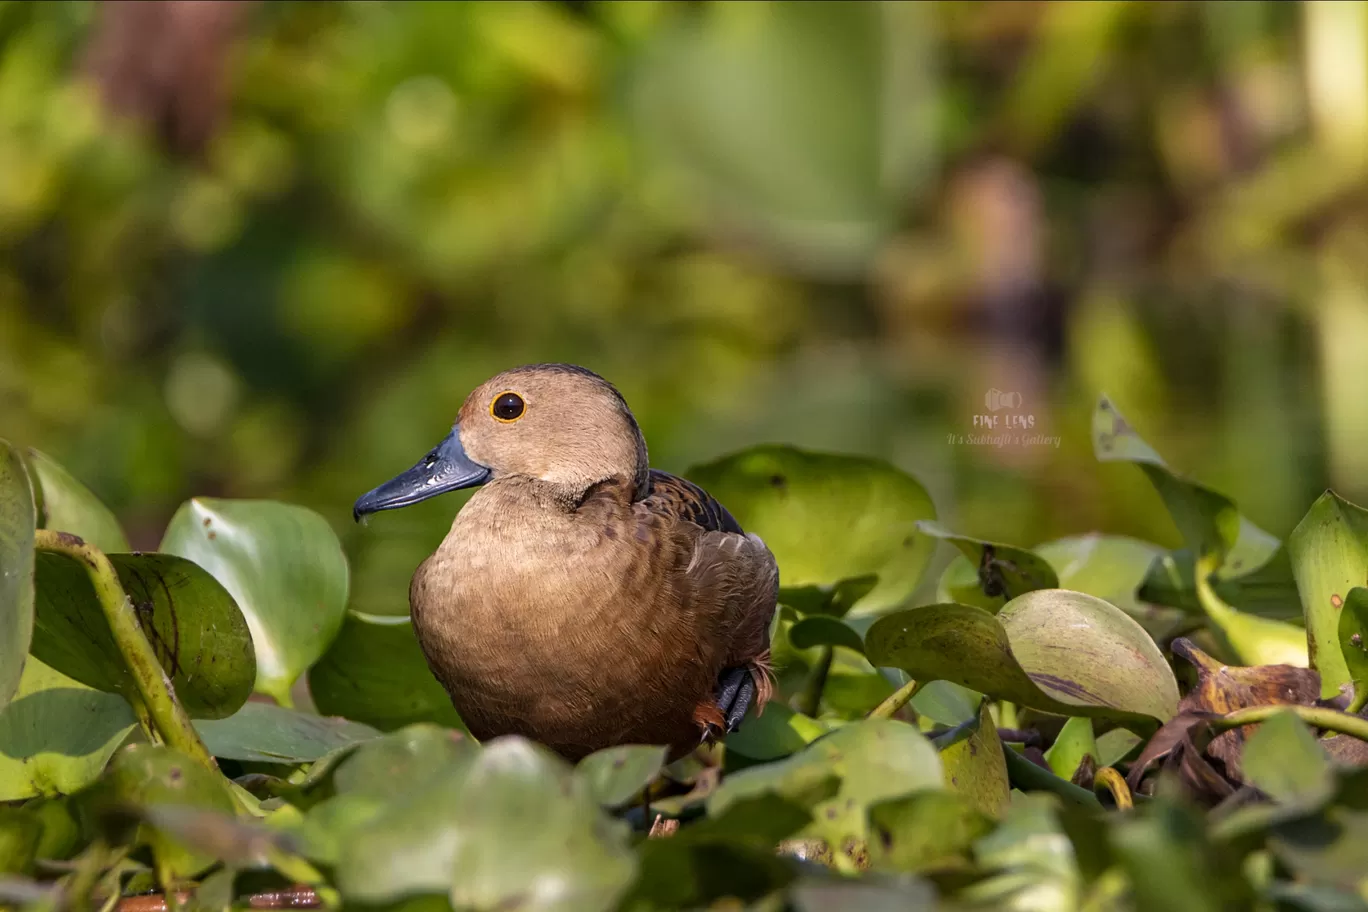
[{"left": 2, "top": 0, "right": 1363, "bottom": 618}]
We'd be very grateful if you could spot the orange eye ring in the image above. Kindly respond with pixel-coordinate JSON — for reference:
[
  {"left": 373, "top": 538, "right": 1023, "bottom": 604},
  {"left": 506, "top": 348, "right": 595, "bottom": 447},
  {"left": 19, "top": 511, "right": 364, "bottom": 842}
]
[{"left": 490, "top": 391, "right": 525, "bottom": 422}]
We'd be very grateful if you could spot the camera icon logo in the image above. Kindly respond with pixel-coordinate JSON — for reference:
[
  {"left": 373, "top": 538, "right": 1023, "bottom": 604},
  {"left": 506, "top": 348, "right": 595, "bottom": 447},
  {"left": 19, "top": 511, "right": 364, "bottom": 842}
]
[{"left": 985, "top": 389, "right": 1023, "bottom": 412}]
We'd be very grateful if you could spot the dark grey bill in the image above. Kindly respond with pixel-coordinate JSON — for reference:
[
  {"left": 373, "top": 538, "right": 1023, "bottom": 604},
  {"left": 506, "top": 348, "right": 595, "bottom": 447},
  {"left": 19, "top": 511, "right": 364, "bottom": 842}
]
[{"left": 353, "top": 427, "right": 490, "bottom": 521}]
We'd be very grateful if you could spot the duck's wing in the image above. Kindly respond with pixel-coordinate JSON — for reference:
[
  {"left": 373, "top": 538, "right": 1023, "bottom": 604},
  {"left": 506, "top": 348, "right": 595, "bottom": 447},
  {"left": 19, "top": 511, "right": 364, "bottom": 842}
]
[
  {"left": 641, "top": 470, "right": 778, "bottom": 690},
  {"left": 639, "top": 470, "right": 744, "bottom": 535}
]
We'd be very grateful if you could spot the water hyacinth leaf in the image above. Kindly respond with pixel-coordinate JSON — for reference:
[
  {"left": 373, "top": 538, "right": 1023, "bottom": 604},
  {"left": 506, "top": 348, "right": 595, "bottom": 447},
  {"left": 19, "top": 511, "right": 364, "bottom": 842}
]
[
  {"left": 576, "top": 745, "right": 668, "bottom": 809},
  {"left": 910, "top": 680, "right": 982, "bottom": 727},
  {"left": 1093, "top": 395, "right": 1279, "bottom": 572},
  {"left": 1289, "top": 491, "right": 1368, "bottom": 696},
  {"left": 938, "top": 702, "right": 1010, "bottom": 819},
  {"left": 867, "top": 789, "right": 994, "bottom": 873},
  {"left": 194, "top": 702, "right": 379, "bottom": 764},
  {"left": 24, "top": 448, "right": 128, "bottom": 555},
  {"left": 337, "top": 737, "right": 636, "bottom": 911},
  {"left": 332, "top": 724, "right": 476, "bottom": 803},
  {"left": 780, "top": 575, "right": 877, "bottom": 618},
  {"left": 1110, "top": 798, "right": 1257, "bottom": 910},
  {"left": 1242, "top": 710, "right": 1334, "bottom": 808},
  {"left": 1033, "top": 533, "right": 1165, "bottom": 615},
  {"left": 29, "top": 551, "right": 255, "bottom": 719},
  {"left": 788, "top": 615, "right": 866, "bottom": 654},
  {"left": 964, "top": 795, "right": 1081, "bottom": 909},
  {"left": 0, "top": 807, "right": 42, "bottom": 876},
  {"left": 161, "top": 498, "right": 350, "bottom": 706},
  {"left": 686, "top": 445, "right": 937, "bottom": 614},
  {"left": 308, "top": 611, "right": 466, "bottom": 734},
  {"left": 1338, "top": 587, "right": 1368, "bottom": 693},
  {"left": 1193, "top": 551, "right": 1309, "bottom": 669},
  {"left": 713, "top": 718, "right": 942, "bottom": 851},
  {"left": 724, "top": 698, "right": 830, "bottom": 762},
  {"left": 1139, "top": 547, "right": 1302, "bottom": 621},
  {"left": 1095, "top": 728, "right": 1143, "bottom": 768},
  {"left": 866, "top": 592, "right": 1178, "bottom": 728},
  {"left": 922, "top": 521, "right": 1058, "bottom": 610},
  {"left": 0, "top": 441, "right": 35, "bottom": 713},
  {"left": 1044, "top": 717, "right": 1097, "bottom": 781},
  {"left": 788, "top": 875, "right": 938, "bottom": 911},
  {"left": 101, "top": 744, "right": 240, "bottom": 882},
  {"left": 0, "top": 658, "right": 137, "bottom": 801}
]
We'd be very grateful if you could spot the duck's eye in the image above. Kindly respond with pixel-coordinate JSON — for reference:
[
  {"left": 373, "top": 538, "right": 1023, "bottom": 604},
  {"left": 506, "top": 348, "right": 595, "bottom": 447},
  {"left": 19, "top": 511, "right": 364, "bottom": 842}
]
[{"left": 491, "top": 392, "right": 525, "bottom": 422}]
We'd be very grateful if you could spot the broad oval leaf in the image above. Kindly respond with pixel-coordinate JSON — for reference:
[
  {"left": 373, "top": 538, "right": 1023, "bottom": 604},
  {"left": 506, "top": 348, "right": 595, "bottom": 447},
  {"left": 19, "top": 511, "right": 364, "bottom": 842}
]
[
  {"left": 686, "top": 445, "right": 937, "bottom": 614},
  {"left": 0, "top": 440, "right": 35, "bottom": 712},
  {"left": 866, "top": 591, "right": 1178, "bottom": 728},
  {"left": 1043, "top": 717, "right": 1097, "bottom": 782},
  {"left": 938, "top": 702, "right": 1010, "bottom": 819},
  {"left": 194, "top": 702, "right": 379, "bottom": 764},
  {"left": 724, "top": 700, "right": 830, "bottom": 762},
  {"left": 308, "top": 610, "right": 467, "bottom": 733},
  {"left": 0, "top": 657, "right": 137, "bottom": 801},
  {"left": 337, "top": 736, "right": 637, "bottom": 911},
  {"left": 923, "top": 521, "right": 1059, "bottom": 611},
  {"left": 713, "top": 718, "right": 942, "bottom": 851},
  {"left": 1034, "top": 534, "right": 1164, "bottom": 615},
  {"left": 30, "top": 551, "right": 255, "bottom": 719},
  {"left": 1242, "top": 710, "right": 1334, "bottom": 808},
  {"left": 1289, "top": 491, "right": 1368, "bottom": 696},
  {"left": 101, "top": 744, "right": 239, "bottom": 881},
  {"left": 24, "top": 448, "right": 128, "bottom": 554},
  {"left": 576, "top": 745, "right": 668, "bottom": 809},
  {"left": 788, "top": 615, "right": 866, "bottom": 654},
  {"left": 333, "top": 724, "right": 476, "bottom": 802},
  {"left": 161, "top": 499, "right": 349, "bottom": 705},
  {"left": 867, "top": 789, "right": 994, "bottom": 874}
]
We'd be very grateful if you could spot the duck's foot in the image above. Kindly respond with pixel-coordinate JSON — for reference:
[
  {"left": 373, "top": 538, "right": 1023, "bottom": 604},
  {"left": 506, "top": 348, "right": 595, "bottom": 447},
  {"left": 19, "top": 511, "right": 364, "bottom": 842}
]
[{"left": 714, "top": 666, "right": 756, "bottom": 734}]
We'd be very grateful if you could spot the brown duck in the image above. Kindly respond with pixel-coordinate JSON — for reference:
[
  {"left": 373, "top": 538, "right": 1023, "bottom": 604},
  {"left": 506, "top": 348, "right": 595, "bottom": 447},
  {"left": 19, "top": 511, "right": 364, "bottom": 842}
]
[{"left": 353, "top": 363, "right": 778, "bottom": 761}]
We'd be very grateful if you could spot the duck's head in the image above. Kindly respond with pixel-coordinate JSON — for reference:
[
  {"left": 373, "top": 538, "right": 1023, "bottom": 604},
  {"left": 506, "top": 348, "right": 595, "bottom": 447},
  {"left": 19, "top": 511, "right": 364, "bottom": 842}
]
[{"left": 353, "top": 363, "right": 648, "bottom": 520}]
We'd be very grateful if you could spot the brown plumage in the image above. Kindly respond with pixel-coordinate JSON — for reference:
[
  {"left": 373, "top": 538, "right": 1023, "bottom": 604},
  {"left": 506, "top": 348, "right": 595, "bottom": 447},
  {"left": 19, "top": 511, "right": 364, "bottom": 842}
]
[{"left": 354, "top": 363, "right": 778, "bottom": 761}]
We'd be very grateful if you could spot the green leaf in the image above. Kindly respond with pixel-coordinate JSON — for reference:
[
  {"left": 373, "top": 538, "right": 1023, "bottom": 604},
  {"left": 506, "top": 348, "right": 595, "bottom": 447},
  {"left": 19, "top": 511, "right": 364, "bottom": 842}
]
[
  {"left": 1044, "top": 717, "right": 1097, "bottom": 781},
  {"left": 161, "top": 498, "right": 350, "bottom": 706},
  {"left": 910, "top": 680, "right": 982, "bottom": 727},
  {"left": 788, "top": 615, "right": 866, "bottom": 654},
  {"left": 1243, "top": 709, "right": 1334, "bottom": 808},
  {"left": 685, "top": 445, "right": 937, "bottom": 614},
  {"left": 0, "top": 657, "right": 136, "bottom": 801},
  {"left": 866, "top": 590, "right": 1179, "bottom": 728},
  {"left": 788, "top": 875, "right": 938, "bottom": 912},
  {"left": 336, "top": 737, "right": 636, "bottom": 911},
  {"left": 723, "top": 699, "right": 830, "bottom": 762},
  {"left": 0, "top": 806, "right": 42, "bottom": 876},
  {"left": 575, "top": 745, "right": 667, "bottom": 809},
  {"left": 1138, "top": 547, "right": 1302, "bottom": 621},
  {"left": 30, "top": 551, "right": 255, "bottom": 719},
  {"left": 964, "top": 795, "right": 1080, "bottom": 909},
  {"left": 0, "top": 440, "right": 35, "bottom": 713},
  {"left": 1095, "top": 728, "right": 1142, "bottom": 768},
  {"left": 1339, "top": 587, "right": 1368, "bottom": 695},
  {"left": 1093, "top": 396, "right": 1277, "bottom": 568},
  {"left": 1289, "top": 491, "right": 1368, "bottom": 696},
  {"left": 626, "top": 793, "right": 809, "bottom": 910},
  {"left": 99, "top": 744, "right": 240, "bottom": 883},
  {"left": 308, "top": 610, "right": 466, "bottom": 733},
  {"left": 24, "top": 448, "right": 128, "bottom": 554},
  {"left": 923, "top": 521, "right": 1059, "bottom": 610},
  {"left": 1093, "top": 396, "right": 1306, "bottom": 666},
  {"left": 867, "top": 789, "right": 993, "bottom": 873},
  {"left": 1034, "top": 533, "right": 1165, "bottom": 615},
  {"left": 1110, "top": 798, "right": 1255, "bottom": 911},
  {"left": 938, "top": 702, "right": 1010, "bottom": 819},
  {"left": 194, "top": 702, "right": 379, "bottom": 764},
  {"left": 713, "top": 718, "right": 942, "bottom": 851},
  {"left": 332, "top": 724, "right": 476, "bottom": 803}
]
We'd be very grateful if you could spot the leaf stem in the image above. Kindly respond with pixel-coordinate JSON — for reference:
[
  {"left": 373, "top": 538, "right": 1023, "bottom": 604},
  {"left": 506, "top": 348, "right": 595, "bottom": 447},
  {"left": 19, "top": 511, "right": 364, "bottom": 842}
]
[
  {"left": 127, "top": 693, "right": 161, "bottom": 745},
  {"left": 1093, "top": 766, "right": 1133, "bottom": 809},
  {"left": 1348, "top": 683, "right": 1368, "bottom": 716},
  {"left": 795, "top": 646, "right": 833, "bottom": 718},
  {"left": 34, "top": 530, "right": 217, "bottom": 774},
  {"left": 1213, "top": 703, "right": 1368, "bottom": 742},
  {"left": 869, "top": 678, "right": 923, "bottom": 720},
  {"left": 1001, "top": 744, "right": 1101, "bottom": 808}
]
